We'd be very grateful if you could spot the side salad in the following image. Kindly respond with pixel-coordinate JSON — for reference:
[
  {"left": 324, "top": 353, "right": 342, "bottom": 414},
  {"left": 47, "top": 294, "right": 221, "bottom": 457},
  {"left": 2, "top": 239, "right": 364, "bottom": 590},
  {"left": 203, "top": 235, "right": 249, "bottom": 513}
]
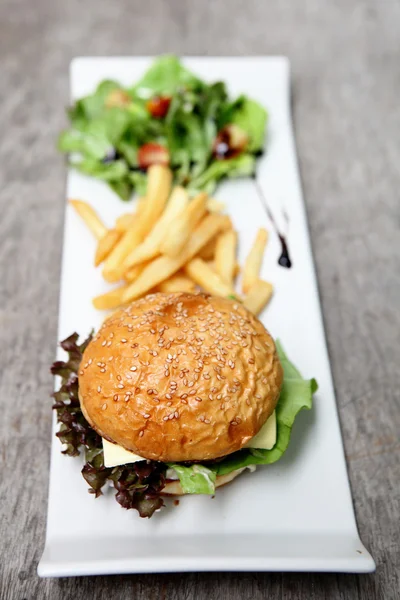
[{"left": 58, "top": 55, "right": 267, "bottom": 200}]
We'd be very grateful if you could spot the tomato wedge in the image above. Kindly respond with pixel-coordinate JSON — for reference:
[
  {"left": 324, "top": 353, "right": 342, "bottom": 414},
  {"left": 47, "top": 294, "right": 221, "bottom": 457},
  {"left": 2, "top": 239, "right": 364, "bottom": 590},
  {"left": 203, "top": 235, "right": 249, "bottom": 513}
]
[
  {"left": 146, "top": 96, "right": 171, "bottom": 118},
  {"left": 138, "top": 143, "right": 170, "bottom": 169}
]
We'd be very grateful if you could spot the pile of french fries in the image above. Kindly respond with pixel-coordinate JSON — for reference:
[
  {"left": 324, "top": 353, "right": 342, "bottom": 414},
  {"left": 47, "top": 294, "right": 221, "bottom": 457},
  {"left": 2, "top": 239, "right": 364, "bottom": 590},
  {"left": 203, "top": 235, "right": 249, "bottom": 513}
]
[{"left": 70, "top": 165, "right": 273, "bottom": 317}]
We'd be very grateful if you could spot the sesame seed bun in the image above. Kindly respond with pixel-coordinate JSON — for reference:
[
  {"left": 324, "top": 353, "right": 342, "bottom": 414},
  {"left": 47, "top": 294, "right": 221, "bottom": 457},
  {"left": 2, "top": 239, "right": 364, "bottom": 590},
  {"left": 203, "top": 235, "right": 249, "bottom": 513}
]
[{"left": 79, "top": 292, "right": 283, "bottom": 462}]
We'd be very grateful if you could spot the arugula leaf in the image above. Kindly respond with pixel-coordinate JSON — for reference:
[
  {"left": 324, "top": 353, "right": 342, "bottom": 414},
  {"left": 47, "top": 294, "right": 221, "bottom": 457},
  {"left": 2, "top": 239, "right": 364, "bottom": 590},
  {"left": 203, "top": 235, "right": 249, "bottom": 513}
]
[
  {"left": 132, "top": 55, "right": 203, "bottom": 99},
  {"left": 215, "top": 340, "right": 317, "bottom": 476},
  {"left": 169, "top": 464, "right": 217, "bottom": 494}
]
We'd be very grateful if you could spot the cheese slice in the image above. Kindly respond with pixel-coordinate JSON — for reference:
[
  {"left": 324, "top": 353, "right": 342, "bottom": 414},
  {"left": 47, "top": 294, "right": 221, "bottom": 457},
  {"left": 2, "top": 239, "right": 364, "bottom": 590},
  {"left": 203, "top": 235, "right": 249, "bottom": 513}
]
[
  {"left": 103, "top": 439, "right": 144, "bottom": 467},
  {"left": 102, "top": 410, "right": 276, "bottom": 467},
  {"left": 244, "top": 410, "right": 276, "bottom": 450}
]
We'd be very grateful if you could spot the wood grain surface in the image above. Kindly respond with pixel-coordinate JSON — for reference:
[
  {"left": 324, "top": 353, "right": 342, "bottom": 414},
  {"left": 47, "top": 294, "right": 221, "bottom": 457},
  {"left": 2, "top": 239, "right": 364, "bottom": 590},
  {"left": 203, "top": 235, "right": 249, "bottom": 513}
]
[{"left": 0, "top": 0, "right": 399, "bottom": 598}]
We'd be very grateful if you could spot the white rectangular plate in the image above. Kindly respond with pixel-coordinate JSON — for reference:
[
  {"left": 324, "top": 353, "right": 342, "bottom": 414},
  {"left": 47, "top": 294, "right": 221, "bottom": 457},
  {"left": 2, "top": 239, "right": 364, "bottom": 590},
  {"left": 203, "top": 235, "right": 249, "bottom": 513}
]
[{"left": 38, "top": 57, "right": 375, "bottom": 577}]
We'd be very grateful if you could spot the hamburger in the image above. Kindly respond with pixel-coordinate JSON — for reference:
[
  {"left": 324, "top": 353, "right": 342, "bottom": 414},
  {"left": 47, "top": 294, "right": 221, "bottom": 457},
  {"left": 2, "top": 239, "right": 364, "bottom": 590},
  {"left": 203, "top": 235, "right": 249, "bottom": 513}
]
[{"left": 52, "top": 292, "right": 317, "bottom": 517}]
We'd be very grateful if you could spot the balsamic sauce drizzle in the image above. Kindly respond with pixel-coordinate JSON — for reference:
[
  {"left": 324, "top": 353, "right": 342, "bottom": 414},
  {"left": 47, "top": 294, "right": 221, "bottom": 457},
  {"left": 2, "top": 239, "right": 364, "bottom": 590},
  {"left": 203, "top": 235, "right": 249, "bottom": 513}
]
[{"left": 253, "top": 178, "right": 292, "bottom": 268}]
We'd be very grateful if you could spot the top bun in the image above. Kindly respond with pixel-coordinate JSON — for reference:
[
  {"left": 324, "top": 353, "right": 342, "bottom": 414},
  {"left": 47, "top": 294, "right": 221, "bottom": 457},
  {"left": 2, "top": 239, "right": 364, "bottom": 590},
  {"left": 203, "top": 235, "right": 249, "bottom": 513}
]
[{"left": 79, "top": 292, "right": 283, "bottom": 462}]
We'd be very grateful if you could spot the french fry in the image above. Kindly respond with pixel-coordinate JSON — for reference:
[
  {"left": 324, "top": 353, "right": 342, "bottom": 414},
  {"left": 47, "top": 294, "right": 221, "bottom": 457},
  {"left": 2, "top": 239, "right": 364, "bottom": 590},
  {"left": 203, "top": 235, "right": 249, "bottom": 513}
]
[
  {"left": 138, "top": 164, "right": 173, "bottom": 235},
  {"left": 115, "top": 213, "right": 135, "bottom": 232},
  {"left": 160, "top": 192, "right": 207, "bottom": 258},
  {"left": 184, "top": 258, "right": 236, "bottom": 298},
  {"left": 93, "top": 285, "right": 130, "bottom": 311},
  {"left": 242, "top": 228, "right": 269, "bottom": 294},
  {"left": 205, "top": 260, "right": 216, "bottom": 272},
  {"left": 197, "top": 237, "right": 217, "bottom": 261},
  {"left": 214, "top": 230, "right": 237, "bottom": 286},
  {"left": 243, "top": 280, "right": 273, "bottom": 316},
  {"left": 95, "top": 229, "right": 122, "bottom": 267},
  {"left": 207, "top": 198, "right": 226, "bottom": 213},
  {"left": 69, "top": 199, "right": 107, "bottom": 240},
  {"left": 103, "top": 165, "right": 172, "bottom": 282},
  {"left": 124, "top": 262, "right": 149, "bottom": 283},
  {"left": 123, "top": 186, "right": 188, "bottom": 269},
  {"left": 158, "top": 272, "right": 197, "bottom": 293},
  {"left": 122, "top": 214, "right": 229, "bottom": 303},
  {"left": 233, "top": 262, "right": 241, "bottom": 278}
]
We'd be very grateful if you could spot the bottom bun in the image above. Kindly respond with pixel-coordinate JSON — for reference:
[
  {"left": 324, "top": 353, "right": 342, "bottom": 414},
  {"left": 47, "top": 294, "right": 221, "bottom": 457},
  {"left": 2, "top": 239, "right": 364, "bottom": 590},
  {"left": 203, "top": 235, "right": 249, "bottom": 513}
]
[{"left": 161, "top": 467, "right": 248, "bottom": 496}]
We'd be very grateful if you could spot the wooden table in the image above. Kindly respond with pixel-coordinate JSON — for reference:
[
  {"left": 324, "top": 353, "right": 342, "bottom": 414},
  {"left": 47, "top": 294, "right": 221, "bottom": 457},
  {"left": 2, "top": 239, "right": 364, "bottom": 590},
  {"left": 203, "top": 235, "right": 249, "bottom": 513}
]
[{"left": 1, "top": 0, "right": 399, "bottom": 598}]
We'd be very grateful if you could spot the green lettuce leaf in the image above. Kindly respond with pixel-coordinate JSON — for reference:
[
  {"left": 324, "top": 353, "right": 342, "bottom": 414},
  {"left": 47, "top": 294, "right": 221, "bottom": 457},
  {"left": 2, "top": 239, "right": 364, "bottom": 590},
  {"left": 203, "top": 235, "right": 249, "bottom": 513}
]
[
  {"left": 132, "top": 55, "right": 203, "bottom": 99},
  {"left": 215, "top": 340, "right": 317, "bottom": 476},
  {"left": 168, "top": 464, "right": 217, "bottom": 494},
  {"left": 58, "top": 108, "right": 134, "bottom": 160},
  {"left": 68, "top": 80, "right": 123, "bottom": 124},
  {"left": 128, "top": 171, "right": 148, "bottom": 197},
  {"left": 188, "top": 153, "right": 256, "bottom": 194},
  {"left": 229, "top": 98, "right": 267, "bottom": 152}
]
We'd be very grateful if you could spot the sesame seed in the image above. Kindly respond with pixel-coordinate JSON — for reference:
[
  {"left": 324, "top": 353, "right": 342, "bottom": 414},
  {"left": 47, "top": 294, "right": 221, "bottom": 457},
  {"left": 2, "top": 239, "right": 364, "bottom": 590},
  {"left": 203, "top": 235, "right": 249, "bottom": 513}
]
[
  {"left": 174, "top": 411, "right": 179, "bottom": 418},
  {"left": 102, "top": 403, "right": 107, "bottom": 410},
  {"left": 147, "top": 389, "right": 154, "bottom": 395},
  {"left": 102, "top": 341, "right": 107, "bottom": 347},
  {"left": 196, "top": 397, "right": 203, "bottom": 402},
  {"left": 126, "top": 374, "right": 132, "bottom": 379},
  {"left": 79, "top": 370, "right": 84, "bottom": 375},
  {"left": 181, "top": 399, "right": 188, "bottom": 404},
  {"left": 121, "top": 338, "right": 127, "bottom": 343},
  {"left": 143, "top": 413, "right": 150, "bottom": 419},
  {"left": 97, "top": 386, "right": 101, "bottom": 393},
  {"left": 113, "top": 394, "right": 118, "bottom": 401},
  {"left": 204, "top": 419, "right": 211, "bottom": 424},
  {"left": 109, "top": 356, "right": 114, "bottom": 361},
  {"left": 163, "top": 416, "right": 169, "bottom": 421},
  {"left": 100, "top": 368, "right": 106, "bottom": 373},
  {"left": 139, "top": 430, "right": 144, "bottom": 437},
  {"left": 117, "top": 374, "right": 122, "bottom": 381},
  {"left": 165, "top": 393, "right": 171, "bottom": 399},
  {"left": 130, "top": 366, "right": 137, "bottom": 371},
  {"left": 88, "top": 359, "right": 93, "bottom": 365},
  {"left": 189, "top": 389, "right": 196, "bottom": 396},
  {"left": 117, "top": 384, "right": 124, "bottom": 389},
  {"left": 166, "top": 401, "right": 172, "bottom": 406},
  {"left": 248, "top": 357, "right": 255, "bottom": 364}
]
